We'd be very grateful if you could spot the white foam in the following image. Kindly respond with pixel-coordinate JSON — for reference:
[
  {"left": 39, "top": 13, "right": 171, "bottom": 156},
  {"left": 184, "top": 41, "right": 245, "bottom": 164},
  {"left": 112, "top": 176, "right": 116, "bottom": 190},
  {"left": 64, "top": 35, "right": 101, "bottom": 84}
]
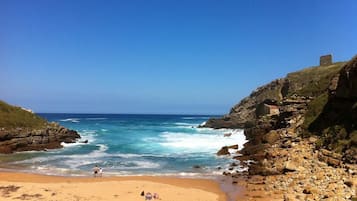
[
  {"left": 133, "top": 161, "right": 160, "bottom": 169},
  {"left": 59, "top": 118, "right": 80, "bottom": 123},
  {"left": 174, "top": 122, "right": 197, "bottom": 126},
  {"left": 199, "top": 121, "right": 206, "bottom": 127},
  {"left": 115, "top": 153, "right": 143, "bottom": 158},
  {"left": 158, "top": 129, "right": 246, "bottom": 153},
  {"left": 97, "top": 144, "right": 108, "bottom": 152},
  {"left": 60, "top": 142, "right": 82, "bottom": 147},
  {"left": 78, "top": 130, "right": 97, "bottom": 143}
]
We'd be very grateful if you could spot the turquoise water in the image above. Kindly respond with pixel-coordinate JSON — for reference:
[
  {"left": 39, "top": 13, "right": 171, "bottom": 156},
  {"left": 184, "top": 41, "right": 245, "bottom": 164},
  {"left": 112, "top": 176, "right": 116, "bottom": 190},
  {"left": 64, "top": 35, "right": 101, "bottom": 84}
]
[{"left": 0, "top": 114, "right": 246, "bottom": 177}]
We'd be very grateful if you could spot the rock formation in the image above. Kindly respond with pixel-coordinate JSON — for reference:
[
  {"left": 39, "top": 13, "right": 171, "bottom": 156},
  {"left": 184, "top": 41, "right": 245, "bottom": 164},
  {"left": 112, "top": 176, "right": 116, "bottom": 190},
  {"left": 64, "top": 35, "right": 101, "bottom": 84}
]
[
  {"left": 0, "top": 101, "right": 80, "bottom": 153},
  {"left": 205, "top": 56, "right": 357, "bottom": 200}
]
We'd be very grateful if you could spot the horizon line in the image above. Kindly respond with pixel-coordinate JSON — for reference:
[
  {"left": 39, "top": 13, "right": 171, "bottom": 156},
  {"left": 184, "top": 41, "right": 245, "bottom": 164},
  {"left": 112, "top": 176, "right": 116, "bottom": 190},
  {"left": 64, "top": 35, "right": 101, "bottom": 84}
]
[{"left": 36, "top": 112, "right": 223, "bottom": 116}]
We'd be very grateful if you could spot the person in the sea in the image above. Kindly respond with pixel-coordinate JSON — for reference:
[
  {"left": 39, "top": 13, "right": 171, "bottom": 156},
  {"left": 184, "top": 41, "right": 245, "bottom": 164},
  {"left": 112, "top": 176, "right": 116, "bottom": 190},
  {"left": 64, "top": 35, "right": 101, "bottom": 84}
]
[{"left": 93, "top": 165, "right": 99, "bottom": 177}]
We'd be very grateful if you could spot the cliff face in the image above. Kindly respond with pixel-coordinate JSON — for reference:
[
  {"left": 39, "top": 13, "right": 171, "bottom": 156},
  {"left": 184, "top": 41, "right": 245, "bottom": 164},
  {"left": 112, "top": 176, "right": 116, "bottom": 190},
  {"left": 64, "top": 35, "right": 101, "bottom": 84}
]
[
  {"left": 204, "top": 79, "right": 285, "bottom": 128},
  {"left": 209, "top": 57, "right": 357, "bottom": 200},
  {"left": 309, "top": 56, "right": 357, "bottom": 163},
  {"left": 203, "top": 57, "right": 357, "bottom": 169},
  {"left": 204, "top": 62, "right": 345, "bottom": 129},
  {"left": 0, "top": 101, "right": 80, "bottom": 153}
]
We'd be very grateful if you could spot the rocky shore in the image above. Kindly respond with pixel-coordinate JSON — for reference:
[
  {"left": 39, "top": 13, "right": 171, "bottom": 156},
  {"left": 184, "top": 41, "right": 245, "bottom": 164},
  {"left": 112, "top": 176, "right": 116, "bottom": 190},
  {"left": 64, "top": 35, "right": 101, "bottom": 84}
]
[
  {"left": 0, "top": 101, "right": 80, "bottom": 154},
  {"left": 207, "top": 56, "right": 357, "bottom": 200},
  {"left": 0, "top": 123, "right": 80, "bottom": 154}
]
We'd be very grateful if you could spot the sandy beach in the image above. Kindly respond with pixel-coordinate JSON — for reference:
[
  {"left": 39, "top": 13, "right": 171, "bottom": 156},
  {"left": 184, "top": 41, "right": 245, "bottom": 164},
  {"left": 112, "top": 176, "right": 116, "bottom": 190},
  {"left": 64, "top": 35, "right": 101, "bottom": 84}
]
[{"left": 0, "top": 172, "right": 228, "bottom": 201}]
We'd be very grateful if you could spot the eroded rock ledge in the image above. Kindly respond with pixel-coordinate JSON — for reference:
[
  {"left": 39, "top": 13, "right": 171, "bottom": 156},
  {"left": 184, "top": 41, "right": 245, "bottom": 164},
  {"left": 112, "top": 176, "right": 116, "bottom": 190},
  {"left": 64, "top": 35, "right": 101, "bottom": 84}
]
[{"left": 0, "top": 123, "right": 80, "bottom": 154}]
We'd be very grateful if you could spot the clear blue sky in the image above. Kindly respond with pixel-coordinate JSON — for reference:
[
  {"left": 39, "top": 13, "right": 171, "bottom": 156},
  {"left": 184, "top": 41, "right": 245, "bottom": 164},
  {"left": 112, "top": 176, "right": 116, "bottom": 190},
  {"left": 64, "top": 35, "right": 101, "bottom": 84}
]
[{"left": 1, "top": 0, "right": 357, "bottom": 114}]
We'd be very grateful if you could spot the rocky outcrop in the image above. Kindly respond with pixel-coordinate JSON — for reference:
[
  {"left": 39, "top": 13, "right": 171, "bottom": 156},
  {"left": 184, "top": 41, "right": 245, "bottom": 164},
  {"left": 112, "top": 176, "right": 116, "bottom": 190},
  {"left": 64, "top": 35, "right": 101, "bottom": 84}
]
[
  {"left": 236, "top": 138, "right": 356, "bottom": 200},
  {"left": 309, "top": 55, "right": 357, "bottom": 163},
  {"left": 0, "top": 100, "right": 81, "bottom": 153},
  {"left": 203, "top": 61, "right": 344, "bottom": 130},
  {"left": 204, "top": 79, "right": 285, "bottom": 129},
  {"left": 208, "top": 56, "right": 357, "bottom": 200},
  {"left": 0, "top": 123, "right": 80, "bottom": 153}
]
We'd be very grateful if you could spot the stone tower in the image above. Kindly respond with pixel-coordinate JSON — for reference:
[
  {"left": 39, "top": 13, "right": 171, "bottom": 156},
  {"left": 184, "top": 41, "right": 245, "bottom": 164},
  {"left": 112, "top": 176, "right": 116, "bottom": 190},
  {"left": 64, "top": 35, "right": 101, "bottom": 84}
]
[{"left": 320, "top": 54, "right": 333, "bottom": 66}]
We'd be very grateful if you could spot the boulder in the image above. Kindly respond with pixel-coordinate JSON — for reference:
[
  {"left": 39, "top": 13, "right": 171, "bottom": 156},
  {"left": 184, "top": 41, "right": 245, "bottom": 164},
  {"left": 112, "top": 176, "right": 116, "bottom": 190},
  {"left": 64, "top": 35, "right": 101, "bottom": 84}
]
[
  {"left": 217, "top": 146, "right": 230, "bottom": 156},
  {"left": 262, "top": 130, "right": 280, "bottom": 144},
  {"left": 283, "top": 160, "right": 298, "bottom": 172}
]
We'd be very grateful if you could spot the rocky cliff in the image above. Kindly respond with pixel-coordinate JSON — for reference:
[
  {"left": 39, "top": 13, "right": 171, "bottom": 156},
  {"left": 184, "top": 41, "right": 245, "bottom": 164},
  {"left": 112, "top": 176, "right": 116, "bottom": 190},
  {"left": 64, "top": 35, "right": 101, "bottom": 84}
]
[
  {"left": 204, "top": 61, "right": 345, "bottom": 129},
  {"left": 308, "top": 56, "right": 357, "bottom": 163},
  {"left": 0, "top": 100, "right": 80, "bottom": 153},
  {"left": 205, "top": 57, "right": 357, "bottom": 200}
]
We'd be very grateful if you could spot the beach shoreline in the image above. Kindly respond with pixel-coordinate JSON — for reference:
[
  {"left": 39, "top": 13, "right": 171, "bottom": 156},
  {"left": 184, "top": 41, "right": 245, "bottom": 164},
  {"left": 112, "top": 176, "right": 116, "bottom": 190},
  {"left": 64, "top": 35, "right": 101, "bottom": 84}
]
[{"left": 0, "top": 171, "right": 234, "bottom": 201}]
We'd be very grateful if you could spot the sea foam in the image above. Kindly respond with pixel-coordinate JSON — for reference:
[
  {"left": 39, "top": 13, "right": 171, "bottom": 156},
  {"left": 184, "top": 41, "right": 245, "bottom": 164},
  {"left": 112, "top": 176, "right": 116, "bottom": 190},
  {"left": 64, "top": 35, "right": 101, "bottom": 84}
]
[{"left": 158, "top": 129, "right": 246, "bottom": 153}]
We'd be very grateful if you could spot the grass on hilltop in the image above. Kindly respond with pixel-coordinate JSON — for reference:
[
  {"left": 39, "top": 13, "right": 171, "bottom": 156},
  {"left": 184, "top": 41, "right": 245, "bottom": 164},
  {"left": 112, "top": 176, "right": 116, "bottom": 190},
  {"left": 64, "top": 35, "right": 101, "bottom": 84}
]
[
  {"left": 0, "top": 100, "right": 47, "bottom": 129},
  {"left": 286, "top": 62, "right": 345, "bottom": 133},
  {"left": 286, "top": 62, "right": 345, "bottom": 97}
]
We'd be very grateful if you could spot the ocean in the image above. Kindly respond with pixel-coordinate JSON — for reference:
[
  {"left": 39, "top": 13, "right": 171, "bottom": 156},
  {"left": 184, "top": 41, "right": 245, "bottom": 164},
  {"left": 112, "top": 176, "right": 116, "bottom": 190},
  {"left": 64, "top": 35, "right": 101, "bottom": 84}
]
[{"left": 0, "top": 114, "right": 246, "bottom": 177}]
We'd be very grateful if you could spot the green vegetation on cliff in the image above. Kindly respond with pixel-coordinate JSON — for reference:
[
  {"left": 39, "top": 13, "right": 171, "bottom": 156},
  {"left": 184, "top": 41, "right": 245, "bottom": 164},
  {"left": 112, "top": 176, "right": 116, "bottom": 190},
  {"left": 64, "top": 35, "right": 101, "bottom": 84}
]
[
  {"left": 306, "top": 56, "right": 357, "bottom": 157},
  {"left": 286, "top": 62, "right": 345, "bottom": 97},
  {"left": 0, "top": 100, "right": 47, "bottom": 129},
  {"left": 291, "top": 62, "right": 346, "bottom": 132}
]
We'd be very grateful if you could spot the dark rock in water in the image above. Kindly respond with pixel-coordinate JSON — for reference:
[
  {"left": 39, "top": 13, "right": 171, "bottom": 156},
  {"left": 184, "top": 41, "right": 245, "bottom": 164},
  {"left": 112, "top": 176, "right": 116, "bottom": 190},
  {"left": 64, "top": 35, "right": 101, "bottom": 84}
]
[
  {"left": 222, "top": 171, "right": 231, "bottom": 176},
  {"left": 0, "top": 124, "right": 80, "bottom": 154},
  {"left": 81, "top": 140, "right": 89, "bottom": 143},
  {"left": 217, "top": 146, "right": 230, "bottom": 156},
  {"left": 193, "top": 165, "right": 201, "bottom": 169},
  {"left": 231, "top": 162, "right": 238, "bottom": 167}
]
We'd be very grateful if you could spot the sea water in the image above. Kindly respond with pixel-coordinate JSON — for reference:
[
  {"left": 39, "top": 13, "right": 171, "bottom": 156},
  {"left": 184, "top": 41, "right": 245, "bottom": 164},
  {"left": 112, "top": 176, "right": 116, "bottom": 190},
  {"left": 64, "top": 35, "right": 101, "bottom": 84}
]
[{"left": 0, "top": 114, "right": 247, "bottom": 177}]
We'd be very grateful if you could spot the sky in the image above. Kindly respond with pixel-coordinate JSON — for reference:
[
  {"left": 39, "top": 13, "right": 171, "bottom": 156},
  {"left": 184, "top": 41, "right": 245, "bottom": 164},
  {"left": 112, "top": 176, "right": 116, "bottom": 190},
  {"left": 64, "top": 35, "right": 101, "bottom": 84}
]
[{"left": 1, "top": 0, "right": 357, "bottom": 114}]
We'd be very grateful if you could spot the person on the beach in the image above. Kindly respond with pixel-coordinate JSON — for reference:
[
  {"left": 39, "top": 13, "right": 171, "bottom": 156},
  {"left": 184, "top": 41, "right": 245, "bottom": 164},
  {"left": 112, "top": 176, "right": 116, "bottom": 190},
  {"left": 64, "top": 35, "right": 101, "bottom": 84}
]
[
  {"left": 99, "top": 167, "right": 103, "bottom": 177},
  {"left": 145, "top": 192, "right": 152, "bottom": 200},
  {"left": 93, "top": 165, "right": 99, "bottom": 177},
  {"left": 153, "top": 192, "right": 159, "bottom": 199}
]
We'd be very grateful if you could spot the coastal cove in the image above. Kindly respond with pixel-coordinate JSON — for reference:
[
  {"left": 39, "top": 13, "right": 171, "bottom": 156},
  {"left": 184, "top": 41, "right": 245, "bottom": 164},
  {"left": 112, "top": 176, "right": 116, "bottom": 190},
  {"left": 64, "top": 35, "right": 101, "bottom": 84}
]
[
  {"left": 2, "top": 1, "right": 357, "bottom": 200},
  {"left": 0, "top": 114, "right": 247, "bottom": 177}
]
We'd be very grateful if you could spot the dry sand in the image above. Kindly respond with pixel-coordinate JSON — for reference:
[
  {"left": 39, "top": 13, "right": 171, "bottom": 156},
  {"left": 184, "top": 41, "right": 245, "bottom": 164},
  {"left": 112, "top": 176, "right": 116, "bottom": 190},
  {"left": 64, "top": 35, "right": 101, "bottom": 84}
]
[{"left": 0, "top": 172, "right": 227, "bottom": 201}]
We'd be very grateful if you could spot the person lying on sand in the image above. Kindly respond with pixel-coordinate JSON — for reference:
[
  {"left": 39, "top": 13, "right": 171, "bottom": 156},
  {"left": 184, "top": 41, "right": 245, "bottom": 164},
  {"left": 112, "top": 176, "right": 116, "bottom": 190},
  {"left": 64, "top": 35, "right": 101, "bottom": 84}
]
[
  {"left": 145, "top": 192, "right": 152, "bottom": 200},
  {"left": 153, "top": 192, "right": 160, "bottom": 199}
]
